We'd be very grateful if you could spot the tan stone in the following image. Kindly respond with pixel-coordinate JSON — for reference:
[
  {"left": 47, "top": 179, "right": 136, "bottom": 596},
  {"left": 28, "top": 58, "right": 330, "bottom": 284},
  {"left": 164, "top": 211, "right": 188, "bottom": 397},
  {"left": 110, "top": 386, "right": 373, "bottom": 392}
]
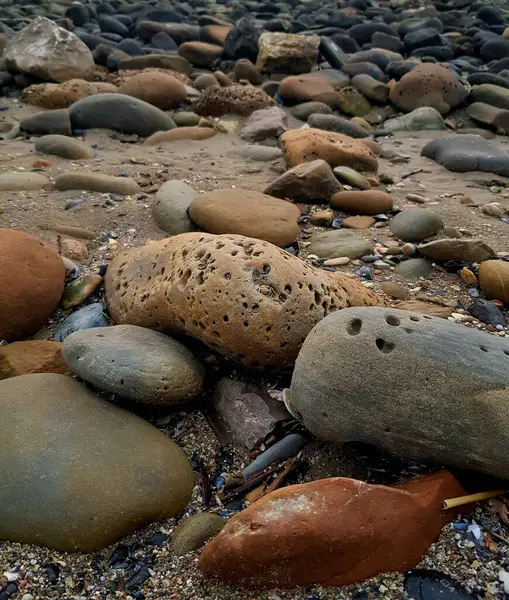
[
  {"left": 278, "top": 75, "right": 335, "bottom": 103},
  {"left": 143, "top": 127, "right": 217, "bottom": 146},
  {"left": 256, "top": 32, "right": 320, "bottom": 74},
  {"left": 178, "top": 41, "right": 223, "bottom": 68},
  {"left": 479, "top": 259, "right": 509, "bottom": 306},
  {"left": 104, "top": 233, "right": 384, "bottom": 368},
  {"left": 202, "top": 24, "right": 231, "bottom": 45},
  {"left": 342, "top": 216, "right": 375, "bottom": 229},
  {"left": 395, "top": 300, "right": 454, "bottom": 318},
  {"left": 118, "top": 72, "right": 187, "bottom": 110},
  {"left": 21, "top": 79, "right": 117, "bottom": 109},
  {"left": 191, "top": 85, "right": 275, "bottom": 116},
  {"left": 0, "top": 341, "right": 69, "bottom": 379},
  {"left": 61, "top": 238, "right": 89, "bottom": 261},
  {"left": 234, "top": 59, "right": 263, "bottom": 85},
  {"left": 467, "top": 102, "right": 509, "bottom": 135},
  {"left": 55, "top": 172, "right": 140, "bottom": 195},
  {"left": 330, "top": 190, "right": 392, "bottom": 215}
]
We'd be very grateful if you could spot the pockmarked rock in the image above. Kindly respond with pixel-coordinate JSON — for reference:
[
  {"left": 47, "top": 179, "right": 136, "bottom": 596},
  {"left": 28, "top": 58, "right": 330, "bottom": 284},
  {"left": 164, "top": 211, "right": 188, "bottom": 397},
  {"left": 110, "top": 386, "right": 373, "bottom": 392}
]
[
  {"left": 35, "top": 135, "right": 94, "bottom": 160},
  {"left": 152, "top": 180, "right": 197, "bottom": 235},
  {"left": 191, "top": 85, "right": 275, "bottom": 117},
  {"left": 418, "top": 239, "right": 496, "bottom": 262},
  {"left": 199, "top": 471, "right": 466, "bottom": 588},
  {"left": 4, "top": 17, "right": 95, "bottom": 83},
  {"left": 22, "top": 80, "right": 118, "bottom": 110},
  {"left": 173, "top": 513, "right": 226, "bottom": 555},
  {"left": 188, "top": 189, "right": 301, "bottom": 246},
  {"left": 63, "top": 325, "right": 204, "bottom": 405},
  {"left": 478, "top": 260, "right": 509, "bottom": 306},
  {"left": 256, "top": 32, "right": 320, "bottom": 74},
  {"left": 288, "top": 307, "right": 509, "bottom": 479},
  {"left": 104, "top": 233, "right": 384, "bottom": 369},
  {"left": 0, "top": 374, "right": 194, "bottom": 551},
  {"left": 55, "top": 172, "right": 140, "bottom": 195},
  {"left": 389, "top": 208, "right": 443, "bottom": 242},
  {"left": 0, "top": 341, "right": 68, "bottom": 380},
  {"left": 307, "top": 229, "right": 372, "bottom": 259},
  {"left": 0, "top": 229, "right": 65, "bottom": 342}
]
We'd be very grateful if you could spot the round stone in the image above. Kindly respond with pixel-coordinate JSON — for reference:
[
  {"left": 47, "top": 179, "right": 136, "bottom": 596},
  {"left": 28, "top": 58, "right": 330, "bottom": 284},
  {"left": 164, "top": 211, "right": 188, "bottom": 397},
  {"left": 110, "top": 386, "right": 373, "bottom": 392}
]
[
  {"left": 479, "top": 260, "right": 509, "bottom": 306},
  {"left": 172, "top": 513, "right": 226, "bottom": 555},
  {"left": 330, "top": 190, "right": 392, "bottom": 215},
  {"left": 389, "top": 208, "right": 443, "bottom": 242}
]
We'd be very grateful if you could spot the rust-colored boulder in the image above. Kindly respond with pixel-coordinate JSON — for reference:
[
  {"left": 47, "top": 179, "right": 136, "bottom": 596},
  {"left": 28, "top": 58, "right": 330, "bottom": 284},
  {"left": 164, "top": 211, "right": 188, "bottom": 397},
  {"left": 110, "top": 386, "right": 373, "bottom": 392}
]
[
  {"left": 330, "top": 190, "right": 393, "bottom": 215},
  {"left": 118, "top": 71, "right": 187, "bottom": 110},
  {"left": 280, "top": 128, "right": 378, "bottom": 172},
  {"left": 143, "top": 127, "right": 216, "bottom": 146},
  {"left": 191, "top": 85, "right": 275, "bottom": 116},
  {"left": 199, "top": 471, "right": 467, "bottom": 588},
  {"left": 21, "top": 79, "right": 117, "bottom": 109},
  {"left": 389, "top": 64, "right": 468, "bottom": 115},
  {"left": 188, "top": 189, "right": 301, "bottom": 246},
  {"left": 0, "top": 229, "right": 66, "bottom": 342},
  {"left": 104, "top": 233, "right": 383, "bottom": 368},
  {"left": 0, "top": 341, "right": 69, "bottom": 379},
  {"left": 278, "top": 75, "right": 335, "bottom": 103},
  {"left": 479, "top": 259, "right": 509, "bottom": 306}
]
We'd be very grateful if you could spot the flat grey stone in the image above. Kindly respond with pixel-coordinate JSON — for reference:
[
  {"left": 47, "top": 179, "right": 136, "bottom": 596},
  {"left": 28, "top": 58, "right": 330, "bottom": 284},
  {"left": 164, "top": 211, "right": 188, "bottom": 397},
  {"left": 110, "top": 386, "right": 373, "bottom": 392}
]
[
  {"left": 307, "top": 113, "right": 369, "bottom": 138},
  {"left": 394, "top": 258, "right": 432, "bottom": 279},
  {"left": 389, "top": 208, "right": 442, "bottom": 242},
  {"left": 238, "top": 145, "right": 283, "bottom": 161},
  {"left": 382, "top": 107, "right": 445, "bottom": 133},
  {"left": 307, "top": 229, "right": 372, "bottom": 259},
  {"left": 152, "top": 180, "right": 198, "bottom": 235}
]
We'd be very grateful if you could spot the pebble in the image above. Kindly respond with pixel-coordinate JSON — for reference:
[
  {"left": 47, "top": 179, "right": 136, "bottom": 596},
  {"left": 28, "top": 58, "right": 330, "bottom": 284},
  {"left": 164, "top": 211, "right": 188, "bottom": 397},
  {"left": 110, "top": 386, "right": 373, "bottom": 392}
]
[{"left": 323, "top": 257, "right": 350, "bottom": 267}]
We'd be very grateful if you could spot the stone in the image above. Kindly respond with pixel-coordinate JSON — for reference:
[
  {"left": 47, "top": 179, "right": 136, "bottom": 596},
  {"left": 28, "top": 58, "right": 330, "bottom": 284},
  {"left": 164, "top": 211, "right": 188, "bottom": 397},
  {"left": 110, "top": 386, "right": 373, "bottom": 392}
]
[
  {"left": 288, "top": 306, "right": 509, "bottom": 480},
  {"left": 395, "top": 258, "right": 432, "bottom": 279},
  {"left": 20, "top": 109, "right": 72, "bottom": 136},
  {"left": 389, "top": 64, "right": 468, "bottom": 115},
  {"left": 179, "top": 42, "right": 223, "bottom": 68},
  {"left": 382, "top": 107, "right": 445, "bottom": 133},
  {"left": 172, "top": 112, "right": 200, "bottom": 127},
  {"left": 240, "top": 107, "right": 287, "bottom": 142},
  {"left": 479, "top": 260, "right": 509, "bottom": 306},
  {"left": 223, "top": 17, "right": 259, "bottom": 62},
  {"left": 380, "top": 282, "right": 409, "bottom": 300},
  {"left": 469, "top": 298, "right": 506, "bottom": 327},
  {"left": 194, "top": 74, "right": 220, "bottom": 91},
  {"left": 191, "top": 85, "right": 275, "bottom": 117},
  {"left": 0, "top": 229, "right": 65, "bottom": 343},
  {"left": 396, "top": 300, "right": 453, "bottom": 319},
  {"left": 330, "top": 190, "right": 392, "bottom": 215},
  {"left": 188, "top": 189, "right": 301, "bottom": 246},
  {"left": 104, "top": 233, "right": 384, "bottom": 369},
  {"left": 351, "top": 74, "right": 389, "bottom": 103},
  {"left": 0, "top": 341, "right": 68, "bottom": 380},
  {"left": 470, "top": 84, "right": 509, "bottom": 111},
  {"left": 21, "top": 80, "right": 118, "bottom": 110},
  {"left": 63, "top": 325, "right": 204, "bottom": 405},
  {"left": 467, "top": 102, "right": 509, "bottom": 135},
  {"left": 307, "top": 114, "right": 369, "bottom": 139},
  {"left": 278, "top": 75, "right": 335, "bottom": 104},
  {"left": 118, "top": 72, "right": 187, "bottom": 110},
  {"left": 0, "top": 172, "right": 50, "bottom": 191},
  {"left": 4, "top": 17, "right": 94, "bottom": 83},
  {"left": 69, "top": 94, "right": 175, "bottom": 137},
  {"left": 264, "top": 159, "right": 340, "bottom": 204},
  {"left": 62, "top": 239, "right": 89, "bottom": 262},
  {"left": 389, "top": 209, "right": 442, "bottom": 243},
  {"left": 119, "top": 54, "right": 192, "bottom": 75},
  {"left": 418, "top": 239, "right": 496, "bottom": 263},
  {"left": 280, "top": 128, "right": 377, "bottom": 172},
  {"left": 421, "top": 135, "right": 509, "bottom": 178},
  {"left": 238, "top": 145, "right": 283, "bottom": 161},
  {"left": 290, "top": 102, "right": 332, "bottom": 121},
  {"left": 152, "top": 180, "right": 198, "bottom": 236},
  {"left": 332, "top": 86, "right": 371, "bottom": 117},
  {"left": 234, "top": 59, "right": 263, "bottom": 85},
  {"left": 332, "top": 167, "right": 370, "bottom": 190},
  {"left": 35, "top": 135, "right": 93, "bottom": 160},
  {"left": 307, "top": 230, "right": 372, "bottom": 260},
  {"left": 55, "top": 172, "right": 140, "bottom": 195},
  {"left": 199, "top": 471, "right": 466, "bottom": 588},
  {"left": 342, "top": 216, "right": 375, "bottom": 229},
  {"left": 0, "top": 374, "right": 193, "bottom": 551},
  {"left": 202, "top": 24, "right": 231, "bottom": 46},
  {"left": 137, "top": 22, "right": 199, "bottom": 46},
  {"left": 173, "top": 514, "right": 226, "bottom": 555},
  {"left": 54, "top": 303, "right": 108, "bottom": 342},
  {"left": 61, "top": 275, "right": 103, "bottom": 310},
  {"left": 143, "top": 127, "right": 216, "bottom": 146},
  {"left": 256, "top": 33, "right": 320, "bottom": 75}
]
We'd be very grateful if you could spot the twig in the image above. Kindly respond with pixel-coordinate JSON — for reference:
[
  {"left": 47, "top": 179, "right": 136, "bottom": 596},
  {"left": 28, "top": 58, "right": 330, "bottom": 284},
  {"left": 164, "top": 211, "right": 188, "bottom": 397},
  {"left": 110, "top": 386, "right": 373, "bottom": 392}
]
[
  {"left": 262, "top": 458, "right": 302, "bottom": 497},
  {"left": 443, "top": 490, "right": 506, "bottom": 509},
  {"left": 219, "top": 463, "right": 282, "bottom": 504}
]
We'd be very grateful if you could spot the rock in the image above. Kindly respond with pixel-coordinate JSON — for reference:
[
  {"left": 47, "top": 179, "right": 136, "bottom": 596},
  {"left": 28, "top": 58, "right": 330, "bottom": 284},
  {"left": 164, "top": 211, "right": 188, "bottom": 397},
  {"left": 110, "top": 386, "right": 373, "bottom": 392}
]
[
  {"left": 389, "top": 64, "right": 468, "bottom": 115},
  {"left": 243, "top": 433, "right": 308, "bottom": 479},
  {"left": 172, "top": 112, "right": 200, "bottom": 127},
  {"left": 119, "top": 54, "right": 192, "bottom": 75},
  {"left": 143, "top": 127, "right": 216, "bottom": 146},
  {"left": 467, "top": 102, "right": 509, "bottom": 135},
  {"left": 389, "top": 209, "right": 442, "bottom": 243},
  {"left": 351, "top": 74, "right": 389, "bottom": 103},
  {"left": 35, "top": 135, "right": 93, "bottom": 160},
  {"left": 179, "top": 41, "right": 223, "bottom": 68},
  {"left": 199, "top": 471, "right": 466, "bottom": 588},
  {"left": 0, "top": 373, "right": 193, "bottom": 550},
  {"left": 69, "top": 94, "right": 175, "bottom": 137},
  {"left": 342, "top": 216, "right": 375, "bottom": 229},
  {"left": 239, "top": 107, "right": 287, "bottom": 142},
  {"left": 323, "top": 256, "right": 350, "bottom": 266},
  {"left": 256, "top": 32, "right": 320, "bottom": 75},
  {"left": 152, "top": 180, "right": 197, "bottom": 236},
  {"left": 20, "top": 109, "right": 72, "bottom": 136},
  {"left": 194, "top": 73, "right": 220, "bottom": 91},
  {"left": 330, "top": 190, "right": 392, "bottom": 215},
  {"left": 278, "top": 75, "right": 335, "bottom": 104},
  {"left": 0, "top": 172, "right": 50, "bottom": 191},
  {"left": 307, "top": 230, "right": 372, "bottom": 260},
  {"left": 55, "top": 172, "right": 140, "bottom": 195},
  {"left": 396, "top": 300, "right": 453, "bottom": 319},
  {"left": 264, "top": 159, "right": 340, "bottom": 203},
  {"left": 290, "top": 102, "right": 332, "bottom": 121},
  {"left": 62, "top": 325, "right": 204, "bottom": 405},
  {"left": 234, "top": 59, "right": 263, "bottom": 85},
  {"left": 54, "top": 303, "right": 108, "bottom": 342},
  {"left": 332, "top": 166, "right": 370, "bottom": 190},
  {"left": 479, "top": 260, "right": 509, "bottom": 306},
  {"left": 470, "top": 84, "right": 509, "bottom": 111},
  {"left": 421, "top": 135, "right": 509, "bottom": 178},
  {"left": 61, "top": 275, "right": 103, "bottom": 310},
  {"left": 104, "top": 233, "right": 383, "bottom": 369},
  {"left": 0, "top": 229, "right": 65, "bottom": 342},
  {"left": 173, "top": 514, "right": 226, "bottom": 555},
  {"left": 469, "top": 298, "right": 506, "bottom": 327},
  {"left": 395, "top": 258, "right": 432, "bottom": 279},
  {"left": 332, "top": 86, "right": 371, "bottom": 117},
  {"left": 280, "top": 128, "right": 377, "bottom": 172},
  {"left": 418, "top": 239, "right": 496, "bottom": 263},
  {"left": 238, "top": 145, "right": 283, "bottom": 161},
  {"left": 307, "top": 114, "right": 369, "bottom": 139},
  {"left": 118, "top": 72, "right": 187, "bottom": 110},
  {"left": 380, "top": 282, "right": 409, "bottom": 300},
  {"left": 0, "top": 341, "right": 68, "bottom": 380},
  {"left": 191, "top": 85, "right": 275, "bottom": 117},
  {"left": 4, "top": 17, "right": 94, "bottom": 83},
  {"left": 382, "top": 107, "right": 445, "bottom": 133},
  {"left": 21, "top": 80, "right": 118, "bottom": 110},
  {"left": 188, "top": 189, "right": 300, "bottom": 246},
  {"left": 223, "top": 17, "right": 259, "bottom": 62},
  {"left": 288, "top": 306, "right": 509, "bottom": 480}
]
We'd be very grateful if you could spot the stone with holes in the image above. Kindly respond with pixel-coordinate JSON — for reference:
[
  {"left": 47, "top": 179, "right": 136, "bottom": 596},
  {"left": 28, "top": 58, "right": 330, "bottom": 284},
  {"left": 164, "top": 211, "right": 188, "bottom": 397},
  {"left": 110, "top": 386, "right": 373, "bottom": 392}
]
[
  {"left": 62, "top": 325, "right": 205, "bottom": 405},
  {"left": 288, "top": 307, "right": 509, "bottom": 479},
  {"left": 104, "top": 233, "right": 384, "bottom": 369}
]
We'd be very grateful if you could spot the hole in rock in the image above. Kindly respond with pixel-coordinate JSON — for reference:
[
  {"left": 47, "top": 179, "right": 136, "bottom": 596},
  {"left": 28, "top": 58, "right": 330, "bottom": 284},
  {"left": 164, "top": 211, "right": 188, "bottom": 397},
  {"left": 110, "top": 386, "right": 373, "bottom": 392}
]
[
  {"left": 376, "top": 338, "right": 394, "bottom": 354},
  {"left": 409, "top": 316, "right": 419, "bottom": 322},
  {"left": 479, "top": 345, "right": 488, "bottom": 352},
  {"left": 347, "top": 319, "right": 362, "bottom": 335},
  {"left": 385, "top": 315, "right": 400, "bottom": 327}
]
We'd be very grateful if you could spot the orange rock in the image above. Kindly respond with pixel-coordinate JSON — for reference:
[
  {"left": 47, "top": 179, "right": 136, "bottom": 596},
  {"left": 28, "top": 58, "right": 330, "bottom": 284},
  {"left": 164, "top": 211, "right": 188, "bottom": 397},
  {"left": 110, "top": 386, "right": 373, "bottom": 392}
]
[
  {"left": 33, "top": 159, "right": 51, "bottom": 168},
  {"left": 330, "top": 190, "right": 392, "bottom": 215},
  {"left": 178, "top": 41, "right": 223, "bottom": 68},
  {"left": 342, "top": 215, "right": 375, "bottom": 229},
  {"left": 143, "top": 127, "right": 217, "bottom": 146},
  {"left": 21, "top": 79, "right": 117, "bottom": 109},
  {"left": 199, "top": 471, "right": 467, "bottom": 588},
  {"left": 0, "top": 341, "right": 69, "bottom": 379},
  {"left": 279, "top": 75, "right": 335, "bottom": 103},
  {"left": 478, "top": 259, "right": 509, "bottom": 305},
  {"left": 118, "top": 71, "right": 187, "bottom": 110},
  {"left": 61, "top": 238, "right": 89, "bottom": 261},
  {"left": 280, "top": 128, "right": 378, "bottom": 172}
]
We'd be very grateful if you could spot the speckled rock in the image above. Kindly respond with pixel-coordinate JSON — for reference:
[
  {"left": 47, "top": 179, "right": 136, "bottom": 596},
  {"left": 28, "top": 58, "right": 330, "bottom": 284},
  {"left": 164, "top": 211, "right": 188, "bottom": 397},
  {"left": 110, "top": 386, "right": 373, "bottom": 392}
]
[
  {"left": 0, "top": 229, "right": 65, "bottom": 342},
  {"left": 55, "top": 172, "right": 140, "bottom": 195},
  {"left": 173, "top": 513, "right": 226, "bottom": 555},
  {"left": 0, "top": 341, "right": 68, "bottom": 380},
  {"left": 152, "top": 180, "right": 197, "bottom": 235},
  {"left": 21, "top": 80, "right": 117, "bottom": 109},
  {"left": 256, "top": 32, "right": 320, "bottom": 74},
  {"left": 239, "top": 106, "right": 287, "bottom": 142},
  {"left": 390, "top": 208, "right": 443, "bottom": 242},
  {"left": 35, "top": 135, "right": 94, "bottom": 160},
  {"left": 143, "top": 127, "right": 216, "bottom": 146},
  {"left": 118, "top": 72, "right": 187, "bottom": 110},
  {"left": 0, "top": 373, "right": 194, "bottom": 551},
  {"left": 382, "top": 107, "right": 445, "bottom": 133},
  {"left": 104, "top": 233, "right": 384, "bottom": 368},
  {"left": 191, "top": 85, "right": 275, "bottom": 116}
]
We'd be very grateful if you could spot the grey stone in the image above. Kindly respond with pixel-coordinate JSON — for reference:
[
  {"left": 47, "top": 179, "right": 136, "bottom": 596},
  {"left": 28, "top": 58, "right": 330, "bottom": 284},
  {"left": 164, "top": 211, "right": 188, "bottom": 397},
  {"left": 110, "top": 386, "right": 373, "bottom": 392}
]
[
  {"left": 0, "top": 373, "right": 194, "bottom": 551},
  {"left": 172, "top": 513, "right": 226, "bottom": 555},
  {"left": 152, "top": 180, "right": 198, "bottom": 236},
  {"left": 54, "top": 302, "right": 108, "bottom": 342},
  {"left": 418, "top": 239, "right": 496, "bottom": 262},
  {"left": 307, "top": 229, "right": 372, "bottom": 259},
  {"left": 382, "top": 107, "right": 445, "bottom": 133},
  {"left": 389, "top": 208, "right": 442, "bottom": 242},
  {"left": 288, "top": 307, "right": 509, "bottom": 480},
  {"left": 307, "top": 113, "right": 369, "bottom": 138},
  {"left": 242, "top": 433, "right": 308, "bottom": 479},
  {"left": 172, "top": 111, "right": 200, "bottom": 127},
  {"left": 240, "top": 106, "right": 287, "bottom": 142},
  {"left": 69, "top": 94, "right": 176, "bottom": 137},
  {"left": 35, "top": 134, "right": 93, "bottom": 159},
  {"left": 471, "top": 83, "right": 509, "bottom": 110},
  {"left": 238, "top": 145, "right": 283, "bottom": 161},
  {"left": 394, "top": 258, "right": 432, "bottom": 279},
  {"left": 20, "top": 109, "right": 72, "bottom": 136},
  {"left": 62, "top": 325, "right": 205, "bottom": 406},
  {"left": 290, "top": 102, "right": 332, "bottom": 121},
  {"left": 333, "top": 166, "right": 371, "bottom": 190},
  {"left": 0, "top": 172, "right": 49, "bottom": 191}
]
